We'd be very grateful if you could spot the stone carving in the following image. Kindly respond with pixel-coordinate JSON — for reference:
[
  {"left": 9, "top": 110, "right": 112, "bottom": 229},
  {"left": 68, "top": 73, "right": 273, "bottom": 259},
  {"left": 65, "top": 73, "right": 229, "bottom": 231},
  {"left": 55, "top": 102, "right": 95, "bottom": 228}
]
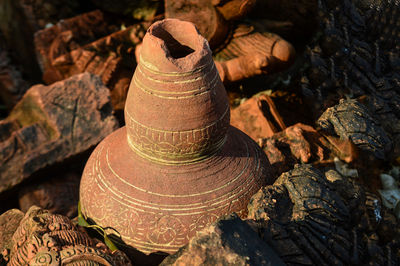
[
  {"left": 1, "top": 206, "right": 131, "bottom": 265},
  {"left": 0, "top": 72, "right": 118, "bottom": 194},
  {"left": 80, "top": 19, "right": 273, "bottom": 255}
]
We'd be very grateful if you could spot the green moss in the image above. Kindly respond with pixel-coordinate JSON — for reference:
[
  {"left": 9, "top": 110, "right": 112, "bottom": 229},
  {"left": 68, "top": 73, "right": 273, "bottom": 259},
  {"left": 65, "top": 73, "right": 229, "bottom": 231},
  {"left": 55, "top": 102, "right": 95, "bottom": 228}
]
[{"left": 9, "top": 94, "right": 58, "bottom": 140}]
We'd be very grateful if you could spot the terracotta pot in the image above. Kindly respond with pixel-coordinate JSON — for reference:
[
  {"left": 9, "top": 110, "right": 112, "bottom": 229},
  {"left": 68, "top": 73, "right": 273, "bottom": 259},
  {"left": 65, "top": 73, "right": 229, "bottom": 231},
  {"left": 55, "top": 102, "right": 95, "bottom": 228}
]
[{"left": 79, "top": 18, "right": 273, "bottom": 255}]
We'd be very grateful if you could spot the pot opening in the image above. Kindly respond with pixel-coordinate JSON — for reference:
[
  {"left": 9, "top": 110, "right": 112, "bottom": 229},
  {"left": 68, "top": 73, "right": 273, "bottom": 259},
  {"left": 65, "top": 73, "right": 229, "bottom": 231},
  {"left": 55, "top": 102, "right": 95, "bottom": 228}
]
[{"left": 152, "top": 22, "right": 198, "bottom": 59}]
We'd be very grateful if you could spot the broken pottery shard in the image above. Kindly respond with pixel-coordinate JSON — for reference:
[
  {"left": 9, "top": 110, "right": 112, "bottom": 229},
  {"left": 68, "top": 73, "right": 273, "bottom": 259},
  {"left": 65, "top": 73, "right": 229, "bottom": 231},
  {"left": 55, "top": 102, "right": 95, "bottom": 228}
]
[
  {"left": 259, "top": 123, "right": 358, "bottom": 176},
  {"left": 248, "top": 165, "right": 365, "bottom": 265},
  {"left": 160, "top": 213, "right": 285, "bottom": 266},
  {"left": 18, "top": 171, "right": 80, "bottom": 218},
  {"left": 230, "top": 94, "right": 286, "bottom": 142},
  {"left": 318, "top": 99, "right": 392, "bottom": 160},
  {"left": 2, "top": 206, "right": 131, "bottom": 265},
  {"left": 0, "top": 72, "right": 118, "bottom": 194},
  {"left": 34, "top": 10, "right": 149, "bottom": 110},
  {"left": 80, "top": 18, "right": 273, "bottom": 255}
]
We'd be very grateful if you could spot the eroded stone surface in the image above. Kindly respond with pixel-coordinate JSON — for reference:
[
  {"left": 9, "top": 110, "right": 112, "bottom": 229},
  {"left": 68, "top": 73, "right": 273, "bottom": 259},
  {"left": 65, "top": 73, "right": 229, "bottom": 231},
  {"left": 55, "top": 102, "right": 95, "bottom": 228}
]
[
  {"left": 318, "top": 99, "right": 392, "bottom": 160},
  {"left": 0, "top": 72, "right": 118, "bottom": 194},
  {"left": 2, "top": 206, "right": 131, "bottom": 265},
  {"left": 160, "top": 213, "right": 285, "bottom": 266},
  {"left": 248, "top": 164, "right": 400, "bottom": 265},
  {"left": 300, "top": 0, "right": 400, "bottom": 156}
]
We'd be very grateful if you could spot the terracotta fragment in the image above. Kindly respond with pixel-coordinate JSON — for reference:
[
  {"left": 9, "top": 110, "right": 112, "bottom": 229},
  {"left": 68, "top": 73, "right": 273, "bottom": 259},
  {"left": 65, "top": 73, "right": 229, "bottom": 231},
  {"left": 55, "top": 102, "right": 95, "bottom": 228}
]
[
  {"left": 80, "top": 19, "right": 273, "bottom": 255},
  {"left": 0, "top": 73, "right": 118, "bottom": 194},
  {"left": 160, "top": 213, "right": 285, "bottom": 266},
  {"left": 230, "top": 94, "right": 286, "bottom": 142},
  {"left": 165, "top": 0, "right": 295, "bottom": 83},
  {"left": 259, "top": 123, "right": 358, "bottom": 176},
  {"left": 34, "top": 11, "right": 149, "bottom": 110},
  {"left": 1, "top": 206, "right": 131, "bottom": 265}
]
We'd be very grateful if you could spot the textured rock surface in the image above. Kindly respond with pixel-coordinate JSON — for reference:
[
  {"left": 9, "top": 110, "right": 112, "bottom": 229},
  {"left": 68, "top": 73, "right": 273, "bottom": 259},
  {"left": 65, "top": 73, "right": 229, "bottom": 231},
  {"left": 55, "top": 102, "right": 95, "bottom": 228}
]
[
  {"left": 18, "top": 172, "right": 80, "bottom": 218},
  {"left": 160, "top": 213, "right": 285, "bottom": 266},
  {"left": 300, "top": 0, "right": 400, "bottom": 155},
  {"left": 34, "top": 10, "right": 149, "bottom": 110},
  {"left": 0, "top": 72, "right": 118, "bottom": 194},
  {"left": 0, "top": 209, "right": 24, "bottom": 252},
  {"left": 248, "top": 165, "right": 365, "bottom": 265},
  {"left": 318, "top": 99, "right": 392, "bottom": 160},
  {"left": 230, "top": 94, "right": 286, "bottom": 142},
  {"left": 1, "top": 206, "right": 131, "bottom": 265},
  {"left": 248, "top": 164, "right": 400, "bottom": 265}
]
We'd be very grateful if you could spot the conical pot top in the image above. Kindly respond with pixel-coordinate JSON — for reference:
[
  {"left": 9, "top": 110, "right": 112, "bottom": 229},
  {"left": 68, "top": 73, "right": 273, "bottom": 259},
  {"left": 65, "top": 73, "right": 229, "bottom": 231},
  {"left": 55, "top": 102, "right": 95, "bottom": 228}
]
[{"left": 80, "top": 19, "right": 273, "bottom": 255}]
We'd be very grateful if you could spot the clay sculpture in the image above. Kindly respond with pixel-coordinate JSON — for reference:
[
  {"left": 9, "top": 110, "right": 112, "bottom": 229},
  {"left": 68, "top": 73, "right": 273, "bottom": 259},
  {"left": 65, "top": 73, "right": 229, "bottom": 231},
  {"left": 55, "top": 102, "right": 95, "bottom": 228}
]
[
  {"left": 2, "top": 206, "right": 131, "bottom": 265},
  {"left": 79, "top": 18, "right": 273, "bottom": 255}
]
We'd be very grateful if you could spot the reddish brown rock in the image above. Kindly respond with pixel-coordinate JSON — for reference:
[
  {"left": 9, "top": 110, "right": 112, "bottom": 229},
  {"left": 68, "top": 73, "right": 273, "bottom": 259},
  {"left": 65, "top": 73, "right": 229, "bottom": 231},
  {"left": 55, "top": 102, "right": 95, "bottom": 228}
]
[
  {"left": 160, "top": 213, "right": 285, "bottom": 266},
  {"left": 18, "top": 172, "right": 80, "bottom": 218},
  {"left": 80, "top": 19, "right": 273, "bottom": 255},
  {"left": 0, "top": 72, "right": 118, "bottom": 194},
  {"left": 230, "top": 94, "right": 286, "bottom": 142},
  {"left": 34, "top": 10, "right": 149, "bottom": 110},
  {"left": 2, "top": 206, "right": 131, "bottom": 265}
]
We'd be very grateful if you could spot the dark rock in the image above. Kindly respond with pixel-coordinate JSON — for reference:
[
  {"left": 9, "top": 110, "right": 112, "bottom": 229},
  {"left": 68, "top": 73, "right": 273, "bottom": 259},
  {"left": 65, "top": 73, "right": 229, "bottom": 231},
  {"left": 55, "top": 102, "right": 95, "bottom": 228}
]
[
  {"left": 299, "top": 0, "right": 400, "bottom": 156},
  {"left": 0, "top": 42, "right": 30, "bottom": 111},
  {"left": 248, "top": 165, "right": 365, "bottom": 265},
  {"left": 318, "top": 99, "right": 392, "bottom": 160},
  {"left": 91, "top": 0, "right": 162, "bottom": 20},
  {"left": 18, "top": 171, "right": 80, "bottom": 218},
  {"left": 161, "top": 213, "right": 285, "bottom": 266},
  {"left": 0, "top": 72, "right": 118, "bottom": 194},
  {"left": 1, "top": 206, "right": 131, "bottom": 265}
]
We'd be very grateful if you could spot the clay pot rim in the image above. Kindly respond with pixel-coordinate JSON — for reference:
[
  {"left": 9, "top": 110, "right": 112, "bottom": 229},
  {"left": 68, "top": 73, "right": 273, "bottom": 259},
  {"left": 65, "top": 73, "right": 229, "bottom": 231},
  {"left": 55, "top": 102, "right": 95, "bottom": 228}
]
[{"left": 141, "top": 19, "right": 211, "bottom": 73}]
